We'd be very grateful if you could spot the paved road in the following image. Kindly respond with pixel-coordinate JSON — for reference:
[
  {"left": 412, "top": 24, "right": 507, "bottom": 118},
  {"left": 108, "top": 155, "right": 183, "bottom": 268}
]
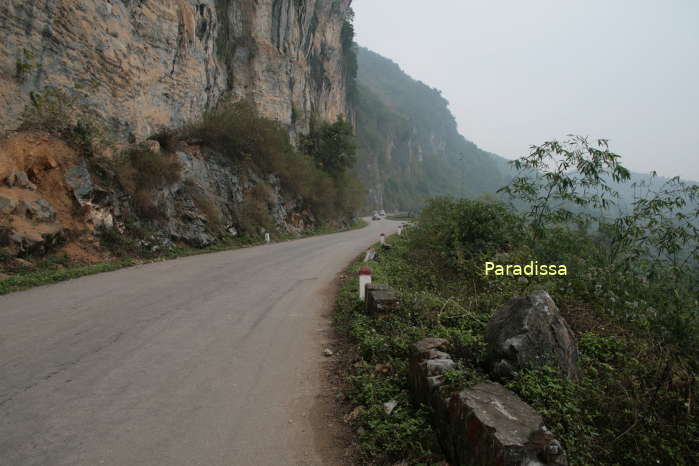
[{"left": 0, "top": 219, "right": 400, "bottom": 466}]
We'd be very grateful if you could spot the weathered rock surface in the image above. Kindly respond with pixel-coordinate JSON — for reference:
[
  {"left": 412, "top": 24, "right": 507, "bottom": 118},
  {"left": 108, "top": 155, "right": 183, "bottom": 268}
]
[
  {"left": 0, "top": 193, "right": 55, "bottom": 222},
  {"left": 486, "top": 291, "right": 580, "bottom": 379},
  {"left": 409, "top": 338, "right": 568, "bottom": 466},
  {"left": 408, "top": 337, "right": 454, "bottom": 406},
  {"left": 150, "top": 149, "right": 312, "bottom": 247},
  {"left": 7, "top": 225, "right": 65, "bottom": 256},
  {"left": 65, "top": 160, "right": 94, "bottom": 205},
  {"left": 446, "top": 383, "right": 568, "bottom": 466},
  {"left": 0, "top": 0, "right": 352, "bottom": 141},
  {"left": 365, "top": 283, "right": 400, "bottom": 314},
  {"left": 0, "top": 185, "right": 65, "bottom": 255},
  {"left": 4, "top": 170, "right": 36, "bottom": 190},
  {"left": 0, "top": 131, "right": 321, "bottom": 260}
]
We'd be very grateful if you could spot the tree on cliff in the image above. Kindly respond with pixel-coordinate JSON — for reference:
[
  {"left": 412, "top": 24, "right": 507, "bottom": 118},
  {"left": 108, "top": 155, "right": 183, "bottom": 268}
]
[{"left": 302, "top": 118, "right": 357, "bottom": 177}]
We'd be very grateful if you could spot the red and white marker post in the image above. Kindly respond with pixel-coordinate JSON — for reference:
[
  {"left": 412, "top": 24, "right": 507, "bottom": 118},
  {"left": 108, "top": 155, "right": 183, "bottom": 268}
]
[{"left": 358, "top": 266, "right": 372, "bottom": 301}]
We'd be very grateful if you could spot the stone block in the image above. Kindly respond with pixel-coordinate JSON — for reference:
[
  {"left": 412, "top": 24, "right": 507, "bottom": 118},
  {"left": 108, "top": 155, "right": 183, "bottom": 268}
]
[
  {"left": 408, "top": 338, "right": 568, "bottom": 466},
  {"left": 365, "top": 283, "right": 400, "bottom": 314}
]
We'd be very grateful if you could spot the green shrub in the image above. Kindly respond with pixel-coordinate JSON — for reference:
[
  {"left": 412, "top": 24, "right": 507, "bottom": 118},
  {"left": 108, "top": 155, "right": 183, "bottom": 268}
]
[
  {"left": 15, "top": 48, "right": 41, "bottom": 80},
  {"left": 335, "top": 194, "right": 698, "bottom": 464},
  {"left": 409, "top": 197, "right": 524, "bottom": 274},
  {"left": 187, "top": 99, "right": 363, "bottom": 225},
  {"left": 301, "top": 117, "right": 357, "bottom": 176}
]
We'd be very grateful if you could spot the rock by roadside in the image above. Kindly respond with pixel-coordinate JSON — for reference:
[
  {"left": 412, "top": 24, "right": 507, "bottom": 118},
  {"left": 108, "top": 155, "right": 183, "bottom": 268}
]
[
  {"left": 409, "top": 337, "right": 568, "bottom": 466},
  {"left": 486, "top": 290, "right": 580, "bottom": 379}
]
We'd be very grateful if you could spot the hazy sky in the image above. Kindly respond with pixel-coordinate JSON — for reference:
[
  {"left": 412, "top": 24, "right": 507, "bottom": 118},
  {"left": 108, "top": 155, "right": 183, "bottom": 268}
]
[{"left": 353, "top": 0, "right": 699, "bottom": 180}]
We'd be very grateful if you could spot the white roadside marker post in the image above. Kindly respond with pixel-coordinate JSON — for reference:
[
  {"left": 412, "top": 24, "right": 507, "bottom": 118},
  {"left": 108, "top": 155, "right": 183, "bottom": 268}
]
[
  {"left": 265, "top": 232, "right": 270, "bottom": 244},
  {"left": 397, "top": 225, "right": 403, "bottom": 236},
  {"left": 359, "top": 266, "right": 372, "bottom": 302},
  {"left": 380, "top": 233, "right": 385, "bottom": 246}
]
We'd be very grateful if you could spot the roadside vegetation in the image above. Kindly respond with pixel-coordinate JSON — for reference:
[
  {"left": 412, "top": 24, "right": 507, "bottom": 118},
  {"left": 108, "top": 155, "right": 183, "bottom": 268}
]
[
  {"left": 335, "top": 136, "right": 698, "bottom": 465},
  {"left": 186, "top": 100, "right": 363, "bottom": 223}
]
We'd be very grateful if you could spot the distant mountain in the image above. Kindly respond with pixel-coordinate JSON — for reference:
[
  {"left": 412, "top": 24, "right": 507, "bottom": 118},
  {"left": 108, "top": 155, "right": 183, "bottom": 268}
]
[{"left": 354, "top": 47, "right": 510, "bottom": 211}]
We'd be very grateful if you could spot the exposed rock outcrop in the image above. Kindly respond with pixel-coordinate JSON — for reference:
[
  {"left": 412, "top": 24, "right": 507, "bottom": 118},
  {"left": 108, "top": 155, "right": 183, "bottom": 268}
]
[
  {"left": 0, "top": 188, "right": 65, "bottom": 255},
  {"left": 409, "top": 338, "right": 568, "bottom": 466},
  {"left": 486, "top": 291, "right": 580, "bottom": 379},
  {"left": 0, "top": 132, "right": 318, "bottom": 260},
  {"left": 0, "top": 0, "right": 353, "bottom": 141}
]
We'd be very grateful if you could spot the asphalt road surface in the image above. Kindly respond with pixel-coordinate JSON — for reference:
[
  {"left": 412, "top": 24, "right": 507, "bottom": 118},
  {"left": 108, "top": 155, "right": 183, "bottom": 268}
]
[{"left": 0, "top": 219, "right": 400, "bottom": 466}]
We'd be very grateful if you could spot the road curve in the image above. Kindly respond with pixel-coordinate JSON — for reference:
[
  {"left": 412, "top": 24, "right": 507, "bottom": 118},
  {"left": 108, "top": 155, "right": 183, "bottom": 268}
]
[{"left": 0, "top": 219, "right": 401, "bottom": 466}]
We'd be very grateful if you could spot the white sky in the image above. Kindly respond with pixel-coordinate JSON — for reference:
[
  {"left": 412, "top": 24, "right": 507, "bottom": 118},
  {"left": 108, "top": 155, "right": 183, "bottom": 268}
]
[{"left": 353, "top": 0, "right": 699, "bottom": 180}]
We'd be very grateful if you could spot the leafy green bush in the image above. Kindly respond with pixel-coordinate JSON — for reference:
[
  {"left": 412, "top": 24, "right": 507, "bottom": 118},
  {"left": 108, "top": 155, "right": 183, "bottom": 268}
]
[
  {"left": 499, "top": 136, "right": 699, "bottom": 358},
  {"left": 408, "top": 197, "right": 524, "bottom": 274},
  {"left": 185, "top": 181, "right": 224, "bottom": 233},
  {"left": 301, "top": 117, "right": 357, "bottom": 176}
]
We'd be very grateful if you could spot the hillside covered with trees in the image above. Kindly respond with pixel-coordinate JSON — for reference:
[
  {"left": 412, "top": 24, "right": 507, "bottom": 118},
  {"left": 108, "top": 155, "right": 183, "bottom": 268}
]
[{"left": 354, "top": 47, "right": 510, "bottom": 211}]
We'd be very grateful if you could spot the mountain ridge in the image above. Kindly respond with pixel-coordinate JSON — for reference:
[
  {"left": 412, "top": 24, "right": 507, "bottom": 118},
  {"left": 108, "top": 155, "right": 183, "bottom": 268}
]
[{"left": 354, "top": 47, "right": 510, "bottom": 211}]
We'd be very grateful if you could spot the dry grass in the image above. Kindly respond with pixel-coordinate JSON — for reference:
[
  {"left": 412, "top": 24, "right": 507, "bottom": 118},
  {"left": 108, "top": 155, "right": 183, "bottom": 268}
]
[{"left": 116, "top": 148, "right": 182, "bottom": 219}]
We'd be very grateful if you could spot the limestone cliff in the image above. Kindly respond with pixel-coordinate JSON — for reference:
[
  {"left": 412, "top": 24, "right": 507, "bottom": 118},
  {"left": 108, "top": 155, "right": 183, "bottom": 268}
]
[
  {"left": 0, "top": 0, "right": 353, "bottom": 142},
  {"left": 0, "top": 1, "right": 356, "bottom": 266}
]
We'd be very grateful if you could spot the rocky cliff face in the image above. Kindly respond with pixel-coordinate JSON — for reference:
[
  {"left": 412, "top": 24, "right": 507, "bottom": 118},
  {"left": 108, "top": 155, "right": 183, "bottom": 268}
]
[
  {"left": 0, "top": 1, "right": 355, "bottom": 265},
  {"left": 0, "top": 0, "right": 352, "bottom": 142}
]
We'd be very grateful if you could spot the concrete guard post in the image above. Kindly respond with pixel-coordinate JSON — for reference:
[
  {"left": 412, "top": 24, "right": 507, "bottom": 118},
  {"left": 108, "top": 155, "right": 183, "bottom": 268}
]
[{"left": 358, "top": 266, "right": 372, "bottom": 301}]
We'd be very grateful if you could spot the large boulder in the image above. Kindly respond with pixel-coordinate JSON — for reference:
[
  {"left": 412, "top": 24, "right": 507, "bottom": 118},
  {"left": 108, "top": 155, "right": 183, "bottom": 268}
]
[{"left": 486, "top": 291, "right": 580, "bottom": 379}]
